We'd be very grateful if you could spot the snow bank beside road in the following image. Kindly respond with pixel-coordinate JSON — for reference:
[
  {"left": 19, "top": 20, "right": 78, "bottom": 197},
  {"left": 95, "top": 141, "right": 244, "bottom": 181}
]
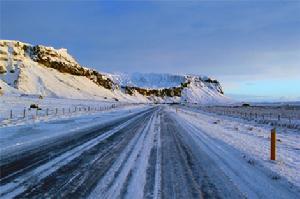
[
  {"left": 173, "top": 106, "right": 300, "bottom": 189},
  {"left": 0, "top": 105, "right": 151, "bottom": 156},
  {"left": 0, "top": 94, "right": 142, "bottom": 127}
]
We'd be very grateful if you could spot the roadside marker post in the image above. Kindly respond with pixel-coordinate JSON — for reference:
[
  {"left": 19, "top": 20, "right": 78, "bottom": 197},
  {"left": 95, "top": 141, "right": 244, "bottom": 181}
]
[{"left": 271, "top": 128, "right": 276, "bottom": 161}]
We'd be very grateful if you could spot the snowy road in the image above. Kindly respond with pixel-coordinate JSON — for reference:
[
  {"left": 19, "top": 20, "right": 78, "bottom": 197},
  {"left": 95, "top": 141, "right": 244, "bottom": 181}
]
[{"left": 0, "top": 105, "right": 299, "bottom": 199}]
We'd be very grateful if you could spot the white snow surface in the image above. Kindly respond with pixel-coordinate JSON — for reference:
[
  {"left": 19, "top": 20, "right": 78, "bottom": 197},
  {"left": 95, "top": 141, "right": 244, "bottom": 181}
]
[
  {"left": 107, "top": 72, "right": 185, "bottom": 89},
  {"left": 107, "top": 72, "right": 230, "bottom": 104},
  {"left": 0, "top": 105, "right": 150, "bottom": 154},
  {"left": 0, "top": 40, "right": 230, "bottom": 105},
  {"left": 173, "top": 106, "right": 300, "bottom": 188},
  {"left": 1, "top": 105, "right": 299, "bottom": 198}
]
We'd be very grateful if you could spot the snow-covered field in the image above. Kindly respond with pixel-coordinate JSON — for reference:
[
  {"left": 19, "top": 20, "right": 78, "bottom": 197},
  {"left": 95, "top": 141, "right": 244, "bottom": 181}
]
[
  {"left": 0, "top": 105, "right": 150, "bottom": 158},
  {"left": 0, "top": 104, "right": 299, "bottom": 198},
  {"left": 191, "top": 105, "right": 300, "bottom": 130},
  {"left": 174, "top": 105, "right": 300, "bottom": 189},
  {"left": 0, "top": 94, "right": 141, "bottom": 127}
]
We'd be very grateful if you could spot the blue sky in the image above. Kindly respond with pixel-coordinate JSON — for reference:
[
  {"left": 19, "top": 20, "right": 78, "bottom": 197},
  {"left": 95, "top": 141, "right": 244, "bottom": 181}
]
[{"left": 1, "top": 1, "right": 300, "bottom": 101}]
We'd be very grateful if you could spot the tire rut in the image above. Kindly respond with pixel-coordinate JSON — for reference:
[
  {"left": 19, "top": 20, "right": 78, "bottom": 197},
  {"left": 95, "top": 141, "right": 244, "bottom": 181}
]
[
  {"left": 0, "top": 109, "right": 152, "bottom": 184},
  {"left": 14, "top": 109, "right": 155, "bottom": 198},
  {"left": 160, "top": 112, "right": 203, "bottom": 199}
]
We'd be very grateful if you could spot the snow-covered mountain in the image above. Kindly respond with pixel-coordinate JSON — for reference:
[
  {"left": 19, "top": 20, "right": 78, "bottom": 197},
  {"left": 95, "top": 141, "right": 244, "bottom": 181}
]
[
  {"left": 0, "top": 40, "right": 230, "bottom": 104},
  {"left": 107, "top": 72, "right": 185, "bottom": 89},
  {"left": 108, "top": 72, "right": 228, "bottom": 104}
]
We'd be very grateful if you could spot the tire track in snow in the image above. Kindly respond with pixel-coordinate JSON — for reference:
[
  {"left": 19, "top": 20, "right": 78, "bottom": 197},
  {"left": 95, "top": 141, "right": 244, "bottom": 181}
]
[
  {"left": 122, "top": 110, "right": 160, "bottom": 199},
  {"left": 143, "top": 110, "right": 162, "bottom": 199},
  {"left": 88, "top": 109, "right": 160, "bottom": 199},
  {"left": 0, "top": 108, "right": 151, "bottom": 184},
  {"left": 0, "top": 108, "right": 155, "bottom": 198},
  {"left": 152, "top": 111, "right": 162, "bottom": 199},
  {"left": 160, "top": 112, "right": 203, "bottom": 199},
  {"left": 17, "top": 110, "right": 155, "bottom": 198},
  {"left": 171, "top": 108, "right": 300, "bottom": 199}
]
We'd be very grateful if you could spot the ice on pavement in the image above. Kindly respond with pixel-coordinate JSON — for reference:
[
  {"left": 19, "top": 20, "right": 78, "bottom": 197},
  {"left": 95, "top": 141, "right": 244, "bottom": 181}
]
[{"left": 0, "top": 105, "right": 149, "bottom": 155}]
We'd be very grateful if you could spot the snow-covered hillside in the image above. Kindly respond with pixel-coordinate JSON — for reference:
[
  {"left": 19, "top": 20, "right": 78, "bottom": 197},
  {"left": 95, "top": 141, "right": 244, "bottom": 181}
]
[
  {"left": 109, "top": 72, "right": 230, "bottom": 104},
  {"left": 0, "top": 40, "right": 230, "bottom": 104},
  {"left": 107, "top": 72, "right": 185, "bottom": 89}
]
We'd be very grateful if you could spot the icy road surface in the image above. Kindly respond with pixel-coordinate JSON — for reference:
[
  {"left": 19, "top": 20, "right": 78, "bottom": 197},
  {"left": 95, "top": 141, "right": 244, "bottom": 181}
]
[{"left": 0, "top": 105, "right": 299, "bottom": 199}]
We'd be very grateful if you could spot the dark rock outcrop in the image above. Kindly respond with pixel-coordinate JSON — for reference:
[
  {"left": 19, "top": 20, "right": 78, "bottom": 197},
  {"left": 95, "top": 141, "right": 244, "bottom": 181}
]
[
  {"left": 0, "top": 40, "right": 226, "bottom": 101},
  {"left": 30, "top": 45, "right": 117, "bottom": 90}
]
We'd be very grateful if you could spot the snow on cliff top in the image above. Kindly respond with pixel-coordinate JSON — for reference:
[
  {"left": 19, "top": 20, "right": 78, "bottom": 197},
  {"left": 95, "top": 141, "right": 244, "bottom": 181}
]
[
  {"left": 0, "top": 40, "right": 230, "bottom": 104},
  {"left": 108, "top": 72, "right": 186, "bottom": 89}
]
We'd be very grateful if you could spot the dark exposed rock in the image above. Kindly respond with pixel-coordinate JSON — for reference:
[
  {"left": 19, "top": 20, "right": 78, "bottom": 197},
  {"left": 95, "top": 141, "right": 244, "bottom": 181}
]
[
  {"left": 0, "top": 40, "right": 226, "bottom": 101},
  {"left": 123, "top": 85, "right": 183, "bottom": 98},
  {"left": 0, "top": 64, "right": 6, "bottom": 74},
  {"left": 29, "top": 45, "right": 117, "bottom": 90},
  {"left": 30, "top": 104, "right": 39, "bottom": 109}
]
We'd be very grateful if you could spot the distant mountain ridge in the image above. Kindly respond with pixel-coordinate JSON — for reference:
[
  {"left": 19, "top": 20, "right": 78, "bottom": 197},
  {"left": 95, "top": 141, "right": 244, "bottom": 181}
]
[
  {"left": 107, "top": 72, "right": 185, "bottom": 89},
  {"left": 0, "top": 40, "right": 230, "bottom": 104}
]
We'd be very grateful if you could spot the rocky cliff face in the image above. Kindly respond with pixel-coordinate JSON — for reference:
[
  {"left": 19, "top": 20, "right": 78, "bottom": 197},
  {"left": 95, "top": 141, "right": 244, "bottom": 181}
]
[
  {"left": 0, "top": 40, "right": 227, "bottom": 103},
  {"left": 0, "top": 40, "right": 116, "bottom": 90},
  {"left": 30, "top": 45, "right": 117, "bottom": 90},
  {"left": 114, "top": 73, "right": 224, "bottom": 98}
]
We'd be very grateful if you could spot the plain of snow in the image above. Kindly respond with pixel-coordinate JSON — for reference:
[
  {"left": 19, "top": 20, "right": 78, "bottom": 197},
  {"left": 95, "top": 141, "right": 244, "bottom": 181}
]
[{"left": 0, "top": 91, "right": 141, "bottom": 127}]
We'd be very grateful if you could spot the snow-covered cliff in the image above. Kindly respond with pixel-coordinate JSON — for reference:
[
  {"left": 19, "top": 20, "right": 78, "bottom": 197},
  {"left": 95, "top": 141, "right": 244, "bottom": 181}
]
[{"left": 0, "top": 40, "right": 230, "bottom": 104}]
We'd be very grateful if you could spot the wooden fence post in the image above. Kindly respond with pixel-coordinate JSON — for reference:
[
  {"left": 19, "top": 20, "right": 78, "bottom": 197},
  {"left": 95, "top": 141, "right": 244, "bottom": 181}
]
[{"left": 271, "top": 128, "right": 276, "bottom": 161}]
